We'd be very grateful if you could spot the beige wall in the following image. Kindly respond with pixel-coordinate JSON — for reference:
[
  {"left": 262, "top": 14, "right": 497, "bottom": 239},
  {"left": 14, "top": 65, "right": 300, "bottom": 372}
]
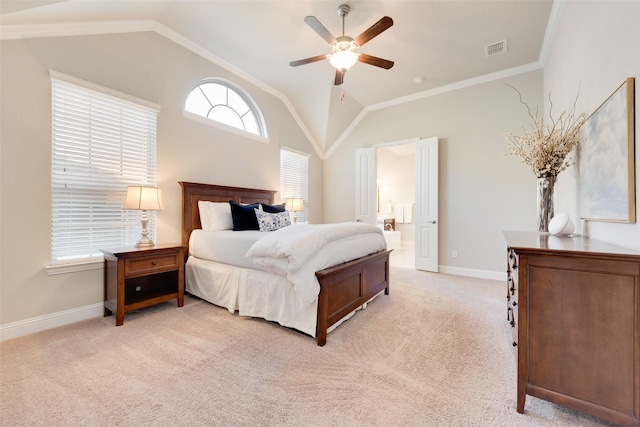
[
  {"left": 0, "top": 32, "right": 322, "bottom": 325},
  {"left": 545, "top": 1, "right": 640, "bottom": 251},
  {"left": 323, "top": 71, "right": 543, "bottom": 274}
]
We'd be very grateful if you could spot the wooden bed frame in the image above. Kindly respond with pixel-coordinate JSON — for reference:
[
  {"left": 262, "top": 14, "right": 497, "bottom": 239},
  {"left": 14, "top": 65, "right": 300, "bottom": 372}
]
[{"left": 180, "top": 181, "right": 391, "bottom": 346}]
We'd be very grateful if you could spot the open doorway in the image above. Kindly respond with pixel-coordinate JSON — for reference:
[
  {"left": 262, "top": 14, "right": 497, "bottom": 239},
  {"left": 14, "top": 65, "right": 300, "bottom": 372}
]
[
  {"left": 355, "top": 137, "right": 438, "bottom": 271},
  {"left": 377, "top": 143, "right": 416, "bottom": 268}
]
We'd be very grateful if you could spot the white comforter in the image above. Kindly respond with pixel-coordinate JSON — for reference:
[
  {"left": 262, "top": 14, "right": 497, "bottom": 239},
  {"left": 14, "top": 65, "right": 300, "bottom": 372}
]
[{"left": 246, "top": 222, "right": 387, "bottom": 306}]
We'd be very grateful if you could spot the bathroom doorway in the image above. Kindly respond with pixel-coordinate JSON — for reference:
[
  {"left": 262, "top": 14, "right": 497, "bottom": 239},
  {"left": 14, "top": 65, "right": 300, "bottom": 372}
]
[
  {"left": 377, "top": 143, "right": 416, "bottom": 267},
  {"left": 355, "top": 137, "right": 439, "bottom": 271}
]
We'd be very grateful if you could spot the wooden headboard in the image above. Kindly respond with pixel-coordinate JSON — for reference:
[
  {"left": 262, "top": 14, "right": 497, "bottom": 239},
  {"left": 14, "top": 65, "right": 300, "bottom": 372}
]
[{"left": 179, "top": 181, "right": 276, "bottom": 246}]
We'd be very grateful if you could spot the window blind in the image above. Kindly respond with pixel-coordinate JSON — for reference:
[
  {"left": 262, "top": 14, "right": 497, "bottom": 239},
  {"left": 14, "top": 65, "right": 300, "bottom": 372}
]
[
  {"left": 51, "top": 75, "right": 159, "bottom": 263},
  {"left": 280, "top": 148, "right": 309, "bottom": 223}
]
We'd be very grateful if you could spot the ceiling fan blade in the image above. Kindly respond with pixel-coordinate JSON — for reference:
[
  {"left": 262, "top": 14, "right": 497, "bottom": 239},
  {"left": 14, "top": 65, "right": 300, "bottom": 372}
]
[
  {"left": 289, "top": 54, "right": 329, "bottom": 67},
  {"left": 304, "top": 16, "right": 337, "bottom": 45},
  {"left": 355, "top": 16, "right": 393, "bottom": 46},
  {"left": 358, "top": 53, "right": 394, "bottom": 69},
  {"left": 334, "top": 69, "right": 344, "bottom": 86}
]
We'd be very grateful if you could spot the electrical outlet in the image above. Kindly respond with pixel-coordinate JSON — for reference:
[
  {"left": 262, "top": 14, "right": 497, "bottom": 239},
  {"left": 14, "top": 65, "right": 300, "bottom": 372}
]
[{"left": 452, "top": 250, "right": 458, "bottom": 258}]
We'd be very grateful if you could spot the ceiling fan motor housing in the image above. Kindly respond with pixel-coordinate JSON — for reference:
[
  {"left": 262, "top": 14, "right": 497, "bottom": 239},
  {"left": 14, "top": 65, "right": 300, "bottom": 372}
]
[{"left": 338, "top": 4, "right": 350, "bottom": 17}]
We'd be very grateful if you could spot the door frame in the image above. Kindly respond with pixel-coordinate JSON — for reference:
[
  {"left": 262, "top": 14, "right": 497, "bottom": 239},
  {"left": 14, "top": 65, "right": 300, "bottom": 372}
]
[{"left": 355, "top": 137, "right": 439, "bottom": 271}]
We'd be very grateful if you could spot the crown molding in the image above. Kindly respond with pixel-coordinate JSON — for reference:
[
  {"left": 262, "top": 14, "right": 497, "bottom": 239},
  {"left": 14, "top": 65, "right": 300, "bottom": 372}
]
[
  {"left": 324, "top": 61, "right": 543, "bottom": 159},
  {"left": 367, "top": 61, "right": 543, "bottom": 113},
  {"left": 0, "top": 19, "right": 325, "bottom": 159},
  {"left": 538, "top": 0, "right": 566, "bottom": 67},
  {"left": 0, "top": 20, "right": 156, "bottom": 40},
  {"left": 1, "top": 7, "right": 561, "bottom": 161}
]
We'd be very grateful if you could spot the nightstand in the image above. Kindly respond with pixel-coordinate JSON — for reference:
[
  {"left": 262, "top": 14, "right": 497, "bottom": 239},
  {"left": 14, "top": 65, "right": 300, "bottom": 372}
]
[{"left": 101, "top": 244, "right": 186, "bottom": 326}]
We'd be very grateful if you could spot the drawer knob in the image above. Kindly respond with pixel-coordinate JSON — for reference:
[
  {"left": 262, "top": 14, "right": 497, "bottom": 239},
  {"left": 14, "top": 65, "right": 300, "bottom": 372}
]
[
  {"left": 135, "top": 286, "right": 142, "bottom": 292},
  {"left": 152, "top": 261, "right": 157, "bottom": 266}
]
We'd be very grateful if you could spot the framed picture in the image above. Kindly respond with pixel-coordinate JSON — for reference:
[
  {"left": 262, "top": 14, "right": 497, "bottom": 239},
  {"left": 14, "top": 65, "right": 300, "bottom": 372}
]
[{"left": 579, "top": 77, "right": 635, "bottom": 223}]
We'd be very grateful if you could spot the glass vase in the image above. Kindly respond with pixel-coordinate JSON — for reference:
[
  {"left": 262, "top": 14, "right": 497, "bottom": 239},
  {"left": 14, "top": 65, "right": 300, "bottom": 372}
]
[{"left": 538, "top": 175, "right": 556, "bottom": 232}]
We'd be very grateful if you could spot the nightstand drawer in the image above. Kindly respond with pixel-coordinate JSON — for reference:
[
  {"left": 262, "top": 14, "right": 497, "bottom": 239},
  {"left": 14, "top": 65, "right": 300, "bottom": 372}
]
[{"left": 125, "top": 253, "right": 179, "bottom": 276}]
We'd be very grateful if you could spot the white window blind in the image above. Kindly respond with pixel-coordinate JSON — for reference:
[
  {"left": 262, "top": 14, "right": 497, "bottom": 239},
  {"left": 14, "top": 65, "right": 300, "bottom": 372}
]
[
  {"left": 280, "top": 148, "right": 309, "bottom": 223},
  {"left": 51, "top": 74, "right": 159, "bottom": 264}
]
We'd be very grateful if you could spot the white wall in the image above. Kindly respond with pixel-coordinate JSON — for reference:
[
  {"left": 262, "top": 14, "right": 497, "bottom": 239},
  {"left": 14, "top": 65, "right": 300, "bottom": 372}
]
[
  {"left": 324, "top": 71, "right": 543, "bottom": 275},
  {"left": 0, "top": 31, "right": 322, "bottom": 328},
  {"left": 546, "top": 1, "right": 640, "bottom": 251}
]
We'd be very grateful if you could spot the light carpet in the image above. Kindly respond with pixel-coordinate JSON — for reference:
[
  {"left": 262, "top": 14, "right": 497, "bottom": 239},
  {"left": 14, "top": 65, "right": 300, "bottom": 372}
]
[{"left": 0, "top": 266, "right": 614, "bottom": 426}]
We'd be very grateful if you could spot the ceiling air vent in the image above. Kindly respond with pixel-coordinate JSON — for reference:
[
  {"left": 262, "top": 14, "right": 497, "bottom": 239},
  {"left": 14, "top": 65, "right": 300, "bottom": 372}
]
[{"left": 486, "top": 39, "right": 508, "bottom": 57}]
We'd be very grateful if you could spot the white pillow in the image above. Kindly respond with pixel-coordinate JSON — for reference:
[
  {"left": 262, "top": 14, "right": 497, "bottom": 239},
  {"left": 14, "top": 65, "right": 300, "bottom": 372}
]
[
  {"left": 198, "top": 200, "right": 213, "bottom": 230},
  {"left": 208, "top": 202, "right": 233, "bottom": 231},
  {"left": 198, "top": 201, "right": 233, "bottom": 231}
]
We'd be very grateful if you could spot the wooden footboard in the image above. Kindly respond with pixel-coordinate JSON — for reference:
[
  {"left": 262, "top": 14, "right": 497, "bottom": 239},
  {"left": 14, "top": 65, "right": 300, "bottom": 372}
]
[{"left": 315, "top": 249, "right": 392, "bottom": 346}]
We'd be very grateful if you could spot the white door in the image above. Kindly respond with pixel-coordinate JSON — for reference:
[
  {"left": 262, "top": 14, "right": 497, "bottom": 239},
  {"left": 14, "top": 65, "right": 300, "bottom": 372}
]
[
  {"left": 354, "top": 147, "right": 377, "bottom": 224},
  {"left": 415, "top": 137, "right": 439, "bottom": 271}
]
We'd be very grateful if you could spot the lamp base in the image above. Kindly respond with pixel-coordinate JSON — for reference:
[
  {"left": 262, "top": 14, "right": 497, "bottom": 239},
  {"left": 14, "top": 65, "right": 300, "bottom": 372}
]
[
  {"left": 135, "top": 238, "right": 155, "bottom": 248},
  {"left": 135, "top": 210, "right": 154, "bottom": 247}
]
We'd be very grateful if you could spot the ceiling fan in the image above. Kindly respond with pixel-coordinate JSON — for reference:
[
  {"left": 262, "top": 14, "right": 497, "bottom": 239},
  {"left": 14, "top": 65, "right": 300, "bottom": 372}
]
[{"left": 289, "top": 4, "right": 394, "bottom": 85}]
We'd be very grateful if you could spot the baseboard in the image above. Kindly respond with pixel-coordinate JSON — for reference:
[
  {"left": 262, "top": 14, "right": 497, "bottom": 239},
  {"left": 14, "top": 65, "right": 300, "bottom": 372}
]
[
  {"left": 1, "top": 266, "right": 504, "bottom": 342},
  {"left": 0, "top": 303, "right": 104, "bottom": 342},
  {"left": 439, "top": 265, "right": 506, "bottom": 282}
]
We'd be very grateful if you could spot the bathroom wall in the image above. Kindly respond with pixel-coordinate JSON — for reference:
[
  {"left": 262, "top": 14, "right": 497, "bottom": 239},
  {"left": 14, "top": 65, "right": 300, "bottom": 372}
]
[{"left": 377, "top": 144, "right": 416, "bottom": 243}]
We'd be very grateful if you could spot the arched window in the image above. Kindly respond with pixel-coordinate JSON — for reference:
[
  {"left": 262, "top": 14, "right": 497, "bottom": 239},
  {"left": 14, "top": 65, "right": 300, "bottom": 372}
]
[{"left": 185, "top": 79, "right": 267, "bottom": 138}]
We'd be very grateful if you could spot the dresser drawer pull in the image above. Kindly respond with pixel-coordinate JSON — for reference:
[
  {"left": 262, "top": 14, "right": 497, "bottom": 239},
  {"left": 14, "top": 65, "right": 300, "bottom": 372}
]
[{"left": 152, "top": 261, "right": 157, "bottom": 266}]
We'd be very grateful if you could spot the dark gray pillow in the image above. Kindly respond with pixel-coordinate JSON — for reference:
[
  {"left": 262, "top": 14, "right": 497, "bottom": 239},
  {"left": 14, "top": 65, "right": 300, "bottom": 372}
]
[{"left": 261, "top": 203, "right": 286, "bottom": 213}]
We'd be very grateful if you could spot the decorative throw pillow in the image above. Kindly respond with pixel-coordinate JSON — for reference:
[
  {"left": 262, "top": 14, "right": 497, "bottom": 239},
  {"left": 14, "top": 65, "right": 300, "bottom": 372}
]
[
  {"left": 260, "top": 203, "right": 286, "bottom": 213},
  {"left": 229, "top": 201, "right": 261, "bottom": 231},
  {"left": 254, "top": 208, "right": 291, "bottom": 232}
]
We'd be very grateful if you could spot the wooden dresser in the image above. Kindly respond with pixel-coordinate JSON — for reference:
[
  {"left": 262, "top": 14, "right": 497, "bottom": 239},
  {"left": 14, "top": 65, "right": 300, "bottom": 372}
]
[{"left": 504, "top": 231, "right": 639, "bottom": 427}]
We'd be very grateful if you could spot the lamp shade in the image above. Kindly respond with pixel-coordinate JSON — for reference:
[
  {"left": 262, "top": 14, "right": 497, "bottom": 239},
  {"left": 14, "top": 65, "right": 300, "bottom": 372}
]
[
  {"left": 124, "top": 186, "right": 163, "bottom": 211},
  {"left": 287, "top": 198, "right": 304, "bottom": 212}
]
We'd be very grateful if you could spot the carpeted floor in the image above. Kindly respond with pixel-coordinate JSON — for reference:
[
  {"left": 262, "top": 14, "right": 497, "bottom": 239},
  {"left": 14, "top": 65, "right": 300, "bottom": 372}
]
[{"left": 0, "top": 263, "right": 614, "bottom": 426}]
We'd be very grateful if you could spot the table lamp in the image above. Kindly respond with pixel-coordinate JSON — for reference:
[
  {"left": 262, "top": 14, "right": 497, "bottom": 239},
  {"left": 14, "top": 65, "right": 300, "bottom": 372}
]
[
  {"left": 124, "top": 186, "right": 163, "bottom": 247},
  {"left": 287, "top": 198, "right": 304, "bottom": 224}
]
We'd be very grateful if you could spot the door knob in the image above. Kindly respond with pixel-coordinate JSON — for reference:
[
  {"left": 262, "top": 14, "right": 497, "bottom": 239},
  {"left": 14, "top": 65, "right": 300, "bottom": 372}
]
[{"left": 429, "top": 220, "right": 436, "bottom": 224}]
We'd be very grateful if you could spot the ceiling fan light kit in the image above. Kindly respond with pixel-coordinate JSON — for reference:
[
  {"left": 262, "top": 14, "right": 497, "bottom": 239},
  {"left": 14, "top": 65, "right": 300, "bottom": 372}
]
[
  {"left": 290, "top": 3, "right": 394, "bottom": 85},
  {"left": 329, "top": 40, "right": 358, "bottom": 72}
]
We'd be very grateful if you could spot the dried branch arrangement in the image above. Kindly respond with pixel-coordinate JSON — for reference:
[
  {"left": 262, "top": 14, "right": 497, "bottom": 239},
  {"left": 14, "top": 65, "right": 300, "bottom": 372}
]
[{"left": 504, "top": 84, "right": 587, "bottom": 178}]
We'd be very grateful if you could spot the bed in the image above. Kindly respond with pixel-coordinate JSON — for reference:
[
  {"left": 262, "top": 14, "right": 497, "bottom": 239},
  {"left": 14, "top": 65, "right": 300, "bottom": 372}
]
[{"left": 180, "top": 181, "right": 392, "bottom": 346}]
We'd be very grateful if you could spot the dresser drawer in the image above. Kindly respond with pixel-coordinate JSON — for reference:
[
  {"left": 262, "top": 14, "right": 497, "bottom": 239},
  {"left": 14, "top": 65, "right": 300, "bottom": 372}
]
[{"left": 125, "top": 253, "right": 179, "bottom": 276}]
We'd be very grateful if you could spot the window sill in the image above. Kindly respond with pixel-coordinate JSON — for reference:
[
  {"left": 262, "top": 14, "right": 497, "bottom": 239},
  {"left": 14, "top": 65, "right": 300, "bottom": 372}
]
[
  {"left": 183, "top": 111, "right": 270, "bottom": 144},
  {"left": 45, "top": 259, "right": 103, "bottom": 275}
]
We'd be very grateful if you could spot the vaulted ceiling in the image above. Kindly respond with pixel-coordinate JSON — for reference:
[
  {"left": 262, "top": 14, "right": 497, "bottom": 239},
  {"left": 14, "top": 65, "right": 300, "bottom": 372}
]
[{"left": 0, "top": 1, "right": 554, "bottom": 156}]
